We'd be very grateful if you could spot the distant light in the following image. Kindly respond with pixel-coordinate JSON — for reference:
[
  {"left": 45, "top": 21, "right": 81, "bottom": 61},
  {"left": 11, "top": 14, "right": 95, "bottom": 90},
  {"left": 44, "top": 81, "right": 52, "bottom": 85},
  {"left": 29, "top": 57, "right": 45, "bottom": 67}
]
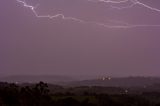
[
  {"left": 125, "top": 90, "right": 128, "bottom": 93},
  {"left": 102, "top": 77, "right": 106, "bottom": 80},
  {"left": 101, "top": 76, "right": 112, "bottom": 80},
  {"left": 108, "top": 77, "right": 111, "bottom": 80}
]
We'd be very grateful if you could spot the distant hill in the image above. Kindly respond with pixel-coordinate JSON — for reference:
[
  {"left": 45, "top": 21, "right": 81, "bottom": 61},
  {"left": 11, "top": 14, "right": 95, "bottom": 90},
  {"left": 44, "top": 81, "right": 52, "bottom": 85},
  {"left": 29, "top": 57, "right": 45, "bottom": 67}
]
[
  {"left": 67, "top": 77, "right": 160, "bottom": 87},
  {"left": 0, "top": 75, "right": 76, "bottom": 84},
  {"left": 1, "top": 76, "right": 160, "bottom": 88}
]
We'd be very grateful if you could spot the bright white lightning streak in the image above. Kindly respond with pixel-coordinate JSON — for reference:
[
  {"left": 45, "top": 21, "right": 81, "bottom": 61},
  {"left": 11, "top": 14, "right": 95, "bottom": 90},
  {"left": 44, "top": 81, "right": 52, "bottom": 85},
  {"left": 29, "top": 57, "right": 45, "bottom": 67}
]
[
  {"left": 90, "top": 0, "right": 160, "bottom": 12},
  {"left": 16, "top": 0, "right": 85, "bottom": 23},
  {"left": 135, "top": 1, "right": 160, "bottom": 12},
  {"left": 88, "top": 0, "right": 129, "bottom": 3},
  {"left": 16, "top": 0, "right": 160, "bottom": 28}
]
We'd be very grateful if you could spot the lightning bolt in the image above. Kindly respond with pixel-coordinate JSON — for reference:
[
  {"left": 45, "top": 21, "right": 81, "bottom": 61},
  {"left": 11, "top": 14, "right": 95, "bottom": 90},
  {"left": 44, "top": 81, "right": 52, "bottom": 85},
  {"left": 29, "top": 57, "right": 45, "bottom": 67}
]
[
  {"left": 88, "top": 0, "right": 129, "bottom": 3},
  {"left": 16, "top": 0, "right": 160, "bottom": 28},
  {"left": 16, "top": 0, "right": 85, "bottom": 23},
  {"left": 89, "top": 0, "right": 160, "bottom": 12}
]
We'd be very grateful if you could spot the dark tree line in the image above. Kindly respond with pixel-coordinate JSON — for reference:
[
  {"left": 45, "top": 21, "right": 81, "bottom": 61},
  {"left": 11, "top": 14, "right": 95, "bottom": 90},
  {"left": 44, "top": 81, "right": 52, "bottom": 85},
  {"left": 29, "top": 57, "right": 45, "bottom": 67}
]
[
  {"left": 0, "top": 82, "right": 160, "bottom": 106},
  {"left": 0, "top": 82, "right": 52, "bottom": 106}
]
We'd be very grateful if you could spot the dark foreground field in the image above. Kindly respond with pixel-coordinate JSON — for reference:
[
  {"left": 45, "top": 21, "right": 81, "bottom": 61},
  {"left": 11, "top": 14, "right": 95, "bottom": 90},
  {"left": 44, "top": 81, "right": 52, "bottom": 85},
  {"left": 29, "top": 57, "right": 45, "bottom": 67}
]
[{"left": 0, "top": 82, "right": 160, "bottom": 106}]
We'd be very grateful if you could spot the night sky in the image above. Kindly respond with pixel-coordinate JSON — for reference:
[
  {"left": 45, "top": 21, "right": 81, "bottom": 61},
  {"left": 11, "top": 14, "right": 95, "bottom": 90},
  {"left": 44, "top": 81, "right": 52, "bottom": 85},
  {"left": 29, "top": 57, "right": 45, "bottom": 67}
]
[{"left": 0, "top": 0, "right": 160, "bottom": 76}]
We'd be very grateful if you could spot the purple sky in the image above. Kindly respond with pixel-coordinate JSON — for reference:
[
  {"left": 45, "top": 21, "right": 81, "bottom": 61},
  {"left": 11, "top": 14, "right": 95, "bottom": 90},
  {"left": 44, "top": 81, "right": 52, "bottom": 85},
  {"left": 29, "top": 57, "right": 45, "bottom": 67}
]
[{"left": 0, "top": 0, "right": 160, "bottom": 76}]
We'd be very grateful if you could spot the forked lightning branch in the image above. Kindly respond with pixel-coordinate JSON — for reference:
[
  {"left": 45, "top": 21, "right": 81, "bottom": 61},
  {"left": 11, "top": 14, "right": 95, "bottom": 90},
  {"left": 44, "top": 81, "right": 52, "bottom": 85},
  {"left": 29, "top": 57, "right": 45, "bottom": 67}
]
[{"left": 16, "top": 0, "right": 160, "bottom": 28}]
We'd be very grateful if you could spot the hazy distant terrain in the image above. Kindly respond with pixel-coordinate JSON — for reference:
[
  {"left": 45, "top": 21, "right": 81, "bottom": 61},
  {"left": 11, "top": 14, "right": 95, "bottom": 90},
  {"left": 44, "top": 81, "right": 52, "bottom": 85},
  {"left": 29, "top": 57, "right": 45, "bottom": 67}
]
[
  {"left": 68, "top": 77, "right": 160, "bottom": 87},
  {"left": 0, "top": 75, "right": 76, "bottom": 84},
  {"left": 1, "top": 75, "right": 160, "bottom": 88},
  {"left": 1, "top": 80, "right": 160, "bottom": 106},
  {"left": 1, "top": 75, "right": 160, "bottom": 106}
]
